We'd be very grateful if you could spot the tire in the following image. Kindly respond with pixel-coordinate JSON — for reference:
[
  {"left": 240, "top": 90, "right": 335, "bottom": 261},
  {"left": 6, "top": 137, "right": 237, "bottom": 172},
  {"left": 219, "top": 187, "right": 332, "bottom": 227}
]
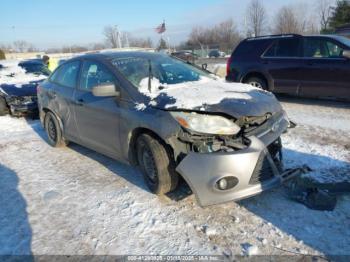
[
  {"left": 245, "top": 77, "right": 268, "bottom": 90},
  {"left": 136, "top": 134, "right": 178, "bottom": 195},
  {"left": 44, "top": 111, "right": 67, "bottom": 147},
  {"left": 0, "top": 96, "right": 8, "bottom": 116}
]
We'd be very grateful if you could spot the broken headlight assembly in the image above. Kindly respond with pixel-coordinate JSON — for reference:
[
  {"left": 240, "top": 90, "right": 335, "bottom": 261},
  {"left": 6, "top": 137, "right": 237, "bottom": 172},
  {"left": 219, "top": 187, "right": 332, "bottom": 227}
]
[
  {"left": 170, "top": 111, "right": 241, "bottom": 135},
  {"left": 8, "top": 96, "right": 35, "bottom": 105}
]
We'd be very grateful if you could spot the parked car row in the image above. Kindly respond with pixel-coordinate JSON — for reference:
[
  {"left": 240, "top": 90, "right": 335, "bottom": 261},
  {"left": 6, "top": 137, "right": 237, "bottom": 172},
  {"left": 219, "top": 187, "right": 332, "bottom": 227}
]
[
  {"left": 226, "top": 34, "right": 350, "bottom": 101},
  {"left": 0, "top": 59, "right": 48, "bottom": 117}
]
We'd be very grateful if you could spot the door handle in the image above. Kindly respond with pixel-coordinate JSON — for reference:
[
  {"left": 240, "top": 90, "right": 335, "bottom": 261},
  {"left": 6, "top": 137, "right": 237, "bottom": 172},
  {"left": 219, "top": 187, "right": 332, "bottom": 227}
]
[
  {"left": 49, "top": 91, "right": 57, "bottom": 98},
  {"left": 75, "top": 98, "right": 85, "bottom": 106}
]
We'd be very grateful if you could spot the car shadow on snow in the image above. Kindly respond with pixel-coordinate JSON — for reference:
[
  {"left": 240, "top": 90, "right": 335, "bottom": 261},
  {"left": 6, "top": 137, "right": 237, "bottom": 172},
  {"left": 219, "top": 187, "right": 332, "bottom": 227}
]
[
  {"left": 237, "top": 148, "right": 350, "bottom": 257},
  {"left": 0, "top": 164, "right": 33, "bottom": 257},
  {"left": 25, "top": 117, "right": 193, "bottom": 199}
]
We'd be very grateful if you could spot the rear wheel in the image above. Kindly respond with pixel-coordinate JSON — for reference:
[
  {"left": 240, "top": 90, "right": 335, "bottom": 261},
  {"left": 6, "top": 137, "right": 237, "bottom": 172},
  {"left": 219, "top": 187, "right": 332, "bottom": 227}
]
[
  {"left": 0, "top": 97, "right": 8, "bottom": 116},
  {"left": 44, "top": 112, "right": 67, "bottom": 147},
  {"left": 245, "top": 77, "right": 267, "bottom": 90},
  {"left": 136, "top": 134, "right": 178, "bottom": 195}
]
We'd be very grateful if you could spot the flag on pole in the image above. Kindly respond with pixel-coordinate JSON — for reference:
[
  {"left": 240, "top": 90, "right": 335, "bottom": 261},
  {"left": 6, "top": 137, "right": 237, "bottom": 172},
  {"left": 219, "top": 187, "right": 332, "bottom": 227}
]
[{"left": 155, "top": 21, "right": 166, "bottom": 34}]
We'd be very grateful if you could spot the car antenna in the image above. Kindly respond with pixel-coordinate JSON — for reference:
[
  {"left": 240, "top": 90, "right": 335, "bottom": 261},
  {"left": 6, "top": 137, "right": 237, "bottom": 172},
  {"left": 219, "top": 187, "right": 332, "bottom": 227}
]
[{"left": 148, "top": 59, "right": 153, "bottom": 93}]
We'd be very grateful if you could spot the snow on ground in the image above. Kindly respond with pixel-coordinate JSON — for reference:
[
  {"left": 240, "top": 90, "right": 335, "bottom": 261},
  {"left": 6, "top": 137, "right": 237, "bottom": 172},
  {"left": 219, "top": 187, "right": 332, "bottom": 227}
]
[
  {"left": 0, "top": 60, "right": 46, "bottom": 87},
  {"left": 0, "top": 97, "right": 349, "bottom": 257}
]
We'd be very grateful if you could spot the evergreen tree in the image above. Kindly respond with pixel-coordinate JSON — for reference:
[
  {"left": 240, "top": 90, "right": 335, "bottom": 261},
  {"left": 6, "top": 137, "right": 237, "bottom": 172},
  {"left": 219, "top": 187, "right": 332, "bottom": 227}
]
[{"left": 329, "top": 0, "right": 350, "bottom": 31}]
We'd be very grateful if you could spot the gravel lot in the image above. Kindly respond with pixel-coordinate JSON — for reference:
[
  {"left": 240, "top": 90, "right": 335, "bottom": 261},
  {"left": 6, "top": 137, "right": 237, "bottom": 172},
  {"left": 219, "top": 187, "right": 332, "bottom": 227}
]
[{"left": 0, "top": 96, "right": 349, "bottom": 257}]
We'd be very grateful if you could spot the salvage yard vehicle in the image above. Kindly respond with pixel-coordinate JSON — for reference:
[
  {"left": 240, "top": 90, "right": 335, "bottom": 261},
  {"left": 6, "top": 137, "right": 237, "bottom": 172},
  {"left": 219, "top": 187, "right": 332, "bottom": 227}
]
[
  {"left": 171, "top": 50, "right": 198, "bottom": 63},
  {"left": 226, "top": 34, "right": 350, "bottom": 101},
  {"left": 18, "top": 59, "right": 51, "bottom": 76},
  {"left": 38, "top": 52, "right": 296, "bottom": 206},
  {"left": 0, "top": 60, "right": 47, "bottom": 117},
  {"left": 0, "top": 81, "right": 41, "bottom": 116}
]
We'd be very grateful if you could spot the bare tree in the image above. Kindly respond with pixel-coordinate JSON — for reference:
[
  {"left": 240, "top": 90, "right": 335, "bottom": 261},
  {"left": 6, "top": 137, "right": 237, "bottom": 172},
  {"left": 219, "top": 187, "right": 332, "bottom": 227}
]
[
  {"left": 103, "top": 26, "right": 122, "bottom": 48},
  {"left": 246, "top": 0, "right": 268, "bottom": 37},
  {"left": 188, "top": 26, "right": 207, "bottom": 51},
  {"left": 129, "top": 36, "right": 152, "bottom": 48},
  {"left": 13, "top": 40, "right": 29, "bottom": 52},
  {"left": 92, "top": 43, "right": 106, "bottom": 51},
  {"left": 187, "top": 19, "right": 241, "bottom": 53},
  {"left": 317, "top": 0, "right": 333, "bottom": 32},
  {"left": 273, "top": 6, "right": 302, "bottom": 34}
]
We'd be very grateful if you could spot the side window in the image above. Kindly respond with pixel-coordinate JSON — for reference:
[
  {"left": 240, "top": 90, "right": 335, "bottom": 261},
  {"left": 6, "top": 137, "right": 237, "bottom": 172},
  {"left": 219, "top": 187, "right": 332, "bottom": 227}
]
[
  {"left": 303, "top": 38, "right": 344, "bottom": 58},
  {"left": 264, "top": 38, "right": 301, "bottom": 57},
  {"left": 51, "top": 61, "right": 80, "bottom": 88},
  {"left": 80, "top": 61, "right": 115, "bottom": 91},
  {"left": 50, "top": 66, "right": 61, "bottom": 82},
  {"left": 326, "top": 41, "right": 343, "bottom": 57}
]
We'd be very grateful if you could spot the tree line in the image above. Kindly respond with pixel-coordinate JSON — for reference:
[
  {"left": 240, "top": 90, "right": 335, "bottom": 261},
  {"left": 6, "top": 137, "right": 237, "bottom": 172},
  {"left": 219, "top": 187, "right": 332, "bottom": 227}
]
[{"left": 181, "top": 0, "right": 349, "bottom": 53}]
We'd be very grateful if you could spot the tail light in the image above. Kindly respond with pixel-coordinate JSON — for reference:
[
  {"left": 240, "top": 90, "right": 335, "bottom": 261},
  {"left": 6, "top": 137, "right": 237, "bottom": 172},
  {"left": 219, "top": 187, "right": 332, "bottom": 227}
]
[{"left": 226, "top": 56, "right": 232, "bottom": 77}]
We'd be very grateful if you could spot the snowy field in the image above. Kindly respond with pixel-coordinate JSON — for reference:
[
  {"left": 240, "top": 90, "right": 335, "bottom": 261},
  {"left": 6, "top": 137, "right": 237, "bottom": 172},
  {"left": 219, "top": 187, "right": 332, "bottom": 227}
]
[{"left": 0, "top": 96, "right": 349, "bottom": 258}]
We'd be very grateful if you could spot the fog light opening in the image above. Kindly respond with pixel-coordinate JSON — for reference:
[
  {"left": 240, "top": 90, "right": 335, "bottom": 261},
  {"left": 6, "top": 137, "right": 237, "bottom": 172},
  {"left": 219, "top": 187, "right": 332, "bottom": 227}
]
[
  {"left": 216, "top": 176, "right": 239, "bottom": 191},
  {"left": 218, "top": 178, "right": 228, "bottom": 190}
]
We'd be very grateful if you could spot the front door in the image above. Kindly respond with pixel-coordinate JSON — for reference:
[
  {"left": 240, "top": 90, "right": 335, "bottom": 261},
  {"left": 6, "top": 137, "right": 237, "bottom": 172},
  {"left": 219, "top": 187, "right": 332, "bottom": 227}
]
[
  {"left": 300, "top": 37, "right": 350, "bottom": 99},
  {"left": 262, "top": 37, "right": 303, "bottom": 95},
  {"left": 72, "top": 59, "right": 121, "bottom": 158}
]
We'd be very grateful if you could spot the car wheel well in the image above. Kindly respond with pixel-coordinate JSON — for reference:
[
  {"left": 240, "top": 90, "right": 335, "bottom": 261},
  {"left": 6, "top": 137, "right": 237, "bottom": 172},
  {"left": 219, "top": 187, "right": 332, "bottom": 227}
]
[
  {"left": 129, "top": 128, "right": 175, "bottom": 167},
  {"left": 242, "top": 72, "right": 268, "bottom": 89},
  {"left": 42, "top": 108, "right": 65, "bottom": 135}
]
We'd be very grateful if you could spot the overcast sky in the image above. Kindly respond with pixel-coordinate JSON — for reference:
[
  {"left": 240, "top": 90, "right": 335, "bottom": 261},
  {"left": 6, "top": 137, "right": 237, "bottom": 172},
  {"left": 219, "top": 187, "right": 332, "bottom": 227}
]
[{"left": 0, "top": 0, "right": 323, "bottom": 49}]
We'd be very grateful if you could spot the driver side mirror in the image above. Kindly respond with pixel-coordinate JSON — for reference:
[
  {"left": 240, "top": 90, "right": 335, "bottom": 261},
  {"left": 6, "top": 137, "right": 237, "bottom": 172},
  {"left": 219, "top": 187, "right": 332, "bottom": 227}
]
[
  {"left": 343, "top": 50, "right": 350, "bottom": 59},
  {"left": 201, "top": 63, "right": 208, "bottom": 70},
  {"left": 92, "top": 83, "right": 120, "bottom": 97}
]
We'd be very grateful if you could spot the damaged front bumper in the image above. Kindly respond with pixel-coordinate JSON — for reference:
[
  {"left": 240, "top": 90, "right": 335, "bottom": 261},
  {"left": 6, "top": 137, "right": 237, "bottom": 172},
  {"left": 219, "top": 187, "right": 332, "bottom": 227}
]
[
  {"left": 175, "top": 112, "right": 298, "bottom": 206},
  {"left": 8, "top": 97, "right": 38, "bottom": 117}
]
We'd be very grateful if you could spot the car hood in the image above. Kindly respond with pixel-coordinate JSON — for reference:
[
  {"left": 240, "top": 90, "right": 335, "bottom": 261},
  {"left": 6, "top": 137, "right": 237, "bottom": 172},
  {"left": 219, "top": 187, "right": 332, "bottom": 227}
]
[
  {"left": 0, "top": 81, "right": 41, "bottom": 97},
  {"left": 139, "top": 78, "right": 282, "bottom": 118}
]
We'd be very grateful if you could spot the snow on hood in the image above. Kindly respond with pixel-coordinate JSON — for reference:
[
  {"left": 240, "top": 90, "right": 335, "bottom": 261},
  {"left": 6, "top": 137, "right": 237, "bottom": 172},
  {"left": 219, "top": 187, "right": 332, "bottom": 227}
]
[
  {"left": 0, "top": 60, "right": 46, "bottom": 87},
  {"left": 136, "top": 76, "right": 281, "bottom": 117}
]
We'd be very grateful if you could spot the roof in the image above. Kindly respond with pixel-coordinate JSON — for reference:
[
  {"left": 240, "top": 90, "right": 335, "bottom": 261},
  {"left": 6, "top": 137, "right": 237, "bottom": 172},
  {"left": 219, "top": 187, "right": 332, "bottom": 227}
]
[{"left": 245, "top": 33, "right": 350, "bottom": 42}]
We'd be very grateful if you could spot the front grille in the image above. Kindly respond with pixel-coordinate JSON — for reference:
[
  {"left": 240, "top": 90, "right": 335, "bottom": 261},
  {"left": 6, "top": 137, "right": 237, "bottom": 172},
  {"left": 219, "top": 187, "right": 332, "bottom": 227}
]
[
  {"left": 267, "top": 138, "right": 283, "bottom": 172},
  {"left": 249, "top": 153, "right": 274, "bottom": 185},
  {"left": 244, "top": 111, "right": 284, "bottom": 138}
]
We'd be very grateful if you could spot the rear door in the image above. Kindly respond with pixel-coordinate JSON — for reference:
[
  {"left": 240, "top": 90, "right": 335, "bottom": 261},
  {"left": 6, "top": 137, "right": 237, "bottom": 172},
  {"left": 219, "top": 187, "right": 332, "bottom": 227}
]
[
  {"left": 300, "top": 37, "right": 350, "bottom": 99},
  {"left": 49, "top": 60, "right": 81, "bottom": 141},
  {"left": 262, "top": 37, "right": 303, "bottom": 94},
  {"left": 72, "top": 59, "right": 121, "bottom": 158}
]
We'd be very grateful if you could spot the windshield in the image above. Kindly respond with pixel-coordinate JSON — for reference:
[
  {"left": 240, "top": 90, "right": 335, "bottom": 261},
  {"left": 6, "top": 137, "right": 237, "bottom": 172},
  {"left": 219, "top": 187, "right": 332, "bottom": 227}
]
[
  {"left": 333, "top": 35, "right": 350, "bottom": 48},
  {"left": 112, "top": 54, "right": 213, "bottom": 91}
]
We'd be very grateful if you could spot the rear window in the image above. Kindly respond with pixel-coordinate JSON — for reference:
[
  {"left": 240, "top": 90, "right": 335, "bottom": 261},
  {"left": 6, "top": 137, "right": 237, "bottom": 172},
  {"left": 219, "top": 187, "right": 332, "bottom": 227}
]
[
  {"left": 233, "top": 39, "right": 271, "bottom": 60},
  {"left": 264, "top": 38, "right": 301, "bottom": 57}
]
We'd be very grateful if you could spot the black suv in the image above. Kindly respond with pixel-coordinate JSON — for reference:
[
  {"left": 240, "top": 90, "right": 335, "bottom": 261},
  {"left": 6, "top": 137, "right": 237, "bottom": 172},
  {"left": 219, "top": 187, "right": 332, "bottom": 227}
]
[{"left": 226, "top": 34, "right": 350, "bottom": 100}]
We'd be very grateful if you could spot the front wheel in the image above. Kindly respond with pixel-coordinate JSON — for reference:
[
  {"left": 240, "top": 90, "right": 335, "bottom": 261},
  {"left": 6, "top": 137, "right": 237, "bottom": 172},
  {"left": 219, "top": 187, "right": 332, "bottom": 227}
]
[
  {"left": 44, "top": 112, "right": 67, "bottom": 147},
  {"left": 245, "top": 77, "right": 267, "bottom": 90},
  {"left": 136, "top": 134, "right": 178, "bottom": 195}
]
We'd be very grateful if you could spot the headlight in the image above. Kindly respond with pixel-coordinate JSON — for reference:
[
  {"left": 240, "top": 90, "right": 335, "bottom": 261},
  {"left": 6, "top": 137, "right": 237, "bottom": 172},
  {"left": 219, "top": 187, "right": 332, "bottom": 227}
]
[{"left": 170, "top": 111, "right": 240, "bottom": 135}]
